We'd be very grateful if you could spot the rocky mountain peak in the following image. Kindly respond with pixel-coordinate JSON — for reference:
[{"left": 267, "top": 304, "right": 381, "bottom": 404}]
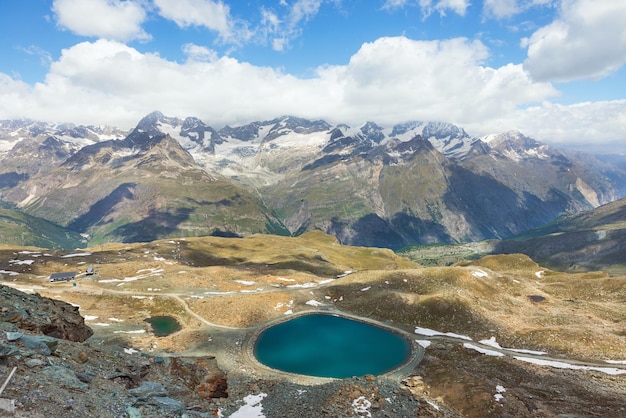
[
  {"left": 264, "top": 116, "right": 332, "bottom": 142},
  {"left": 218, "top": 122, "right": 261, "bottom": 142},
  {"left": 2, "top": 134, "right": 76, "bottom": 177},
  {"left": 389, "top": 134, "right": 435, "bottom": 157},
  {"left": 387, "top": 120, "right": 475, "bottom": 158},
  {"left": 180, "top": 117, "right": 221, "bottom": 153},
  {"left": 125, "top": 111, "right": 177, "bottom": 149},
  {"left": 133, "top": 111, "right": 182, "bottom": 134},
  {"left": 486, "top": 130, "right": 538, "bottom": 148},
  {"left": 274, "top": 115, "right": 331, "bottom": 132},
  {"left": 360, "top": 121, "right": 385, "bottom": 143},
  {"left": 390, "top": 121, "right": 424, "bottom": 137},
  {"left": 181, "top": 116, "right": 205, "bottom": 131},
  {"left": 135, "top": 111, "right": 166, "bottom": 130},
  {"left": 422, "top": 121, "right": 469, "bottom": 139},
  {"left": 484, "top": 130, "right": 551, "bottom": 161}
]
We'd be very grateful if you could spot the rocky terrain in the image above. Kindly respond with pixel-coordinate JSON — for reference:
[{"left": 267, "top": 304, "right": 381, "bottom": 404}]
[{"left": 1, "top": 232, "right": 625, "bottom": 417}]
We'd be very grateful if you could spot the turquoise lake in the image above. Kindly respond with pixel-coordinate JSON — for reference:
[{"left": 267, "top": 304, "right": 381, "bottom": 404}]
[
  {"left": 145, "top": 316, "right": 181, "bottom": 337},
  {"left": 253, "top": 313, "right": 412, "bottom": 378}
]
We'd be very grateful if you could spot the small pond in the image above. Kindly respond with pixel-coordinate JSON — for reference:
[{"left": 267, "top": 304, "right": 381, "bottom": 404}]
[
  {"left": 254, "top": 313, "right": 412, "bottom": 378},
  {"left": 145, "top": 316, "right": 181, "bottom": 337}
]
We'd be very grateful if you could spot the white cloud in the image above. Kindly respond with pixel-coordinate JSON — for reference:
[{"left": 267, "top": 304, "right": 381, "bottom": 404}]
[
  {"left": 321, "top": 36, "right": 556, "bottom": 125},
  {"left": 483, "top": 0, "right": 520, "bottom": 19},
  {"left": 182, "top": 43, "right": 218, "bottom": 62},
  {"left": 382, "top": 0, "right": 410, "bottom": 10},
  {"left": 52, "top": 0, "right": 149, "bottom": 41},
  {"left": 1, "top": 36, "right": 624, "bottom": 152},
  {"left": 17, "top": 45, "right": 53, "bottom": 67},
  {"left": 483, "top": 0, "right": 555, "bottom": 20},
  {"left": 260, "top": 0, "right": 332, "bottom": 51},
  {"left": 522, "top": 0, "right": 626, "bottom": 82},
  {"left": 419, "top": 0, "right": 471, "bottom": 18},
  {"left": 154, "top": 0, "right": 250, "bottom": 44},
  {"left": 289, "top": 0, "right": 326, "bottom": 26},
  {"left": 470, "top": 100, "right": 626, "bottom": 153}
]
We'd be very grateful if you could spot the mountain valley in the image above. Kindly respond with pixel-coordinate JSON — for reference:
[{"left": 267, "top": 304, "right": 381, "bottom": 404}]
[{"left": 2, "top": 112, "right": 625, "bottom": 250}]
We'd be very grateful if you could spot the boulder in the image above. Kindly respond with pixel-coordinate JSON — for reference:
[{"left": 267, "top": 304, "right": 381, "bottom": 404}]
[
  {"left": 167, "top": 357, "right": 228, "bottom": 399},
  {"left": 20, "top": 335, "right": 58, "bottom": 355},
  {"left": 0, "top": 286, "right": 93, "bottom": 342},
  {"left": 41, "top": 366, "right": 88, "bottom": 392},
  {"left": 129, "top": 382, "right": 168, "bottom": 399}
]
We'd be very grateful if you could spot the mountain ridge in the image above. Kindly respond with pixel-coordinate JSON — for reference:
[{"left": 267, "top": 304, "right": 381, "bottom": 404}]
[{"left": 1, "top": 112, "right": 625, "bottom": 249}]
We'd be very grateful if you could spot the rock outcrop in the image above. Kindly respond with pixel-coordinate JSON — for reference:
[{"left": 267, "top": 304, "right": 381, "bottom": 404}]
[{"left": 1, "top": 285, "right": 93, "bottom": 342}]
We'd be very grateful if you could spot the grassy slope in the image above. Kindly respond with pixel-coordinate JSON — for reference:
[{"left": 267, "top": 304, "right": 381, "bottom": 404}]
[
  {"left": 7, "top": 232, "right": 623, "bottom": 361},
  {"left": 0, "top": 207, "right": 83, "bottom": 249},
  {"left": 325, "top": 253, "right": 626, "bottom": 359}
]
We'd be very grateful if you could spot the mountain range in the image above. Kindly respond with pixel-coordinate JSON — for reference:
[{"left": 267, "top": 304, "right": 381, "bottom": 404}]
[{"left": 1, "top": 111, "right": 625, "bottom": 249}]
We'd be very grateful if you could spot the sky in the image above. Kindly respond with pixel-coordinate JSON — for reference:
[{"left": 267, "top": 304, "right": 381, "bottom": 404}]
[{"left": 1, "top": 0, "right": 625, "bottom": 153}]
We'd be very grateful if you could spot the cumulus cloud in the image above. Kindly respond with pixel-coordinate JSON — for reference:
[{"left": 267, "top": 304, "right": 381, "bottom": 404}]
[
  {"left": 52, "top": 0, "right": 149, "bottom": 41},
  {"left": 1, "top": 36, "right": 624, "bottom": 151},
  {"left": 468, "top": 100, "right": 626, "bottom": 153},
  {"left": 153, "top": 0, "right": 251, "bottom": 44},
  {"left": 0, "top": 36, "right": 547, "bottom": 125},
  {"left": 182, "top": 43, "right": 218, "bottom": 62},
  {"left": 522, "top": 0, "right": 626, "bottom": 82},
  {"left": 317, "top": 37, "right": 558, "bottom": 125}
]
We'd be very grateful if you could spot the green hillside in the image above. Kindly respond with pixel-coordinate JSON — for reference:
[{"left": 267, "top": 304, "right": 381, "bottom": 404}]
[{"left": 0, "top": 206, "right": 83, "bottom": 249}]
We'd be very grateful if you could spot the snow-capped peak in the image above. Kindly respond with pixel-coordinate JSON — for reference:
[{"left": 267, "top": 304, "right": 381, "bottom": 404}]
[{"left": 482, "top": 130, "right": 551, "bottom": 161}]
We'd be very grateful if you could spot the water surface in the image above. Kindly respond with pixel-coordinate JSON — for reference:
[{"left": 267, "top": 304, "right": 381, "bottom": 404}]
[
  {"left": 254, "top": 313, "right": 411, "bottom": 378},
  {"left": 145, "top": 316, "right": 181, "bottom": 337}
]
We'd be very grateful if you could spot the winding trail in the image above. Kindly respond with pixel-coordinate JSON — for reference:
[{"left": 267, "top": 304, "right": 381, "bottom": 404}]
[{"left": 10, "top": 278, "right": 626, "bottom": 376}]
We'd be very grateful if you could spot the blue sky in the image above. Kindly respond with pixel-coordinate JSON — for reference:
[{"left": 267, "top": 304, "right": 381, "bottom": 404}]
[{"left": 1, "top": 0, "right": 625, "bottom": 152}]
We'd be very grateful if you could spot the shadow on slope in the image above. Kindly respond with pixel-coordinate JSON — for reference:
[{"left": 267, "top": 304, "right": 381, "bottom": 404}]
[
  {"left": 444, "top": 166, "right": 570, "bottom": 239},
  {"left": 325, "top": 269, "right": 497, "bottom": 336},
  {"left": 0, "top": 207, "right": 83, "bottom": 249},
  {"left": 111, "top": 207, "right": 194, "bottom": 243},
  {"left": 175, "top": 230, "right": 417, "bottom": 275},
  {"left": 67, "top": 183, "right": 136, "bottom": 232},
  {"left": 0, "top": 172, "right": 29, "bottom": 189},
  {"left": 330, "top": 212, "right": 452, "bottom": 250}
]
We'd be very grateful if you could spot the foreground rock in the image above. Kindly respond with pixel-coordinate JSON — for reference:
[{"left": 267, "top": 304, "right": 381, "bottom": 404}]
[
  {"left": 1, "top": 285, "right": 93, "bottom": 342},
  {"left": 0, "top": 285, "right": 232, "bottom": 417}
]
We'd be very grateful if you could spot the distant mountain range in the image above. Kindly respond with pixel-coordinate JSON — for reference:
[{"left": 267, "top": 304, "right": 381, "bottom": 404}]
[{"left": 1, "top": 111, "right": 625, "bottom": 249}]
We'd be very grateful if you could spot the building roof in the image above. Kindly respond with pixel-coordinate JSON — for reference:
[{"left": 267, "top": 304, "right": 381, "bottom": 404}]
[{"left": 49, "top": 272, "right": 76, "bottom": 279}]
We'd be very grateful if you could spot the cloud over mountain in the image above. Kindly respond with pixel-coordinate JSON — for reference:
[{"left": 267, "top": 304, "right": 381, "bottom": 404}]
[{"left": 1, "top": 0, "right": 625, "bottom": 153}]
